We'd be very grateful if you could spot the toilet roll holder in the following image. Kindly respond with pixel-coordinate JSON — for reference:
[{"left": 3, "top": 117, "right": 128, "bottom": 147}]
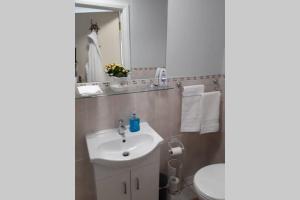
[
  {"left": 168, "top": 137, "right": 184, "bottom": 156},
  {"left": 167, "top": 137, "right": 185, "bottom": 194}
]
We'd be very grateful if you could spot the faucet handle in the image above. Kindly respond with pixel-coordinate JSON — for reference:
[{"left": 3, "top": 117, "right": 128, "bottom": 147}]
[{"left": 119, "top": 119, "right": 126, "bottom": 128}]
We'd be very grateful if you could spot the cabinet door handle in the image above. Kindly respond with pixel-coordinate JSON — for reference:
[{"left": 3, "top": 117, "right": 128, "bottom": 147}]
[
  {"left": 136, "top": 178, "right": 140, "bottom": 190},
  {"left": 123, "top": 182, "right": 127, "bottom": 194}
]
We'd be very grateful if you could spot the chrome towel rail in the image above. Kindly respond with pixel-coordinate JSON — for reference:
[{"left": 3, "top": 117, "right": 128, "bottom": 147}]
[{"left": 176, "top": 79, "right": 220, "bottom": 91}]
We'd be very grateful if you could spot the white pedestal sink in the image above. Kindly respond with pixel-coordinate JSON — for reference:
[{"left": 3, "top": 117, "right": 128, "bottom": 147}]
[
  {"left": 86, "top": 122, "right": 164, "bottom": 200},
  {"left": 86, "top": 122, "right": 163, "bottom": 167}
]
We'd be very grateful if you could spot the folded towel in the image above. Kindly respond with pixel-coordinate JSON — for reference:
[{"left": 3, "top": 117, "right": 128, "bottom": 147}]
[
  {"left": 180, "top": 85, "right": 205, "bottom": 132},
  {"left": 77, "top": 85, "right": 103, "bottom": 95},
  {"left": 182, "top": 85, "right": 205, "bottom": 97},
  {"left": 200, "top": 91, "right": 221, "bottom": 134}
]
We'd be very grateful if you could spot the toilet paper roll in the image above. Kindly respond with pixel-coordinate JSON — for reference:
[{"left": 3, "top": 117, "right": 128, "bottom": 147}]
[
  {"left": 168, "top": 176, "right": 180, "bottom": 193},
  {"left": 169, "top": 147, "right": 183, "bottom": 156}
]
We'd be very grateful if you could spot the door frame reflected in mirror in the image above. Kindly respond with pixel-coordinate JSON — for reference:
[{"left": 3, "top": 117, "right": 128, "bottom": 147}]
[{"left": 75, "top": 0, "right": 131, "bottom": 70}]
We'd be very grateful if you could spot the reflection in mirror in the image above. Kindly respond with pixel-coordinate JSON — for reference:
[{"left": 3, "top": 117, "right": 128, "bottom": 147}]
[
  {"left": 75, "top": 0, "right": 225, "bottom": 98},
  {"left": 75, "top": 7, "right": 123, "bottom": 83},
  {"left": 75, "top": 0, "right": 224, "bottom": 94},
  {"left": 75, "top": 0, "right": 169, "bottom": 84},
  {"left": 166, "top": 0, "right": 225, "bottom": 77}
]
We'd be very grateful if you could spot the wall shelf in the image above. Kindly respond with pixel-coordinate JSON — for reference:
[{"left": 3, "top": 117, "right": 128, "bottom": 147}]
[{"left": 75, "top": 84, "right": 174, "bottom": 99}]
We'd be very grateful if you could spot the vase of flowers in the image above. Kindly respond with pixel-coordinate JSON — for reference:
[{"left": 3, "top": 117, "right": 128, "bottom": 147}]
[{"left": 105, "top": 63, "right": 130, "bottom": 92}]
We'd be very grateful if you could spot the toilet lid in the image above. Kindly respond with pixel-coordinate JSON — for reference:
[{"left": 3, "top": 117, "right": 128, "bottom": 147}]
[{"left": 194, "top": 163, "right": 225, "bottom": 200}]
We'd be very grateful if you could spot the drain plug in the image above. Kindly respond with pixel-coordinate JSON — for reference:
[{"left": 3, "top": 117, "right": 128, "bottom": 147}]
[{"left": 122, "top": 151, "right": 130, "bottom": 157}]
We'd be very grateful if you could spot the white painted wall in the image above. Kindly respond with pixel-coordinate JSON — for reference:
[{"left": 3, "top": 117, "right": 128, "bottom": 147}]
[
  {"left": 166, "top": 0, "right": 225, "bottom": 77},
  {"left": 130, "top": 0, "right": 168, "bottom": 68}
]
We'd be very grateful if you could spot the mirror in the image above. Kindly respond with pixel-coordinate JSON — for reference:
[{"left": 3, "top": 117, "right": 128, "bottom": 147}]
[
  {"left": 76, "top": 11, "right": 123, "bottom": 82},
  {"left": 75, "top": 0, "right": 168, "bottom": 83},
  {"left": 166, "top": 0, "right": 225, "bottom": 78},
  {"left": 75, "top": 0, "right": 224, "bottom": 84}
]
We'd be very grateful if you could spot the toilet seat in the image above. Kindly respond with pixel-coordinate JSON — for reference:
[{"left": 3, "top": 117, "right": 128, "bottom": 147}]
[{"left": 193, "top": 163, "right": 225, "bottom": 200}]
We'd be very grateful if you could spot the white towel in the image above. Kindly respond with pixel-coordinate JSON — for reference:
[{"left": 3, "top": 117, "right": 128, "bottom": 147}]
[
  {"left": 77, "top": 85, "right": 103, "bottom": 96},
  {"left": 182, "top": 85, "right": 204, "bottom": 97},
  {"left": 200, "top": 91, "right": 221, "bottom": 134},
  {"left": 180, "top": 85, "right": 205, "bottom": 132},
  {"left": 85, "top": 31, "right": 106, "bottom": 82}
]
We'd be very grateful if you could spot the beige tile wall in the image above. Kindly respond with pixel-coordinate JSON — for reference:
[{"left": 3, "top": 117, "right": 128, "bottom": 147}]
[
  {"left": 130, "top": 67, "right": 158, "bottom": 79},
  {"left": 75, "top": 75, "right": 225, "bottom": 200}
]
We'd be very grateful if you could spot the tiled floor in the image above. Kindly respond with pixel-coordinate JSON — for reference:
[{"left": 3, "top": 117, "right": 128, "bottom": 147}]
[
  {"left": 180, "top": 185, "right": 198, "bottom": 200},
  {"left": 168, "top": 186, "right": 198, "bottom": 200},
  {"left": 168, "top": 176, "right": 198, "bottom": 200}
]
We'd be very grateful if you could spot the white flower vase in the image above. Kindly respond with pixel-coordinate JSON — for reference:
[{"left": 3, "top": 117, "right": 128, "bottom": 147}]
[{"left": 109, "top": 76, "right": 129, "bottom": 92}]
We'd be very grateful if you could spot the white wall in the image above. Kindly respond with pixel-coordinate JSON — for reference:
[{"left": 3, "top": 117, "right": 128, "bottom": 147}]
[
  {"left": 130, "top": 0, "right": 168, "bottom": 68},
  {"left": 166, "top": 0, "right": 225, "bottom": 77}
]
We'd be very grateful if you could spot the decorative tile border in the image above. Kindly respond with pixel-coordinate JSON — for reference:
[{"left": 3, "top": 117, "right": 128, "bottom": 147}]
[
  {"left": 130, "top": 66, "right": 225, "bottom": 80},
  {"left": 132, "top": 67, "right": 159, "bottom": 71},
  {"left": 76, "top": 74, "right": 225, "bottom": 91},
  {"left": 130, "top": 67, "right": 166, "bottom": 79}
]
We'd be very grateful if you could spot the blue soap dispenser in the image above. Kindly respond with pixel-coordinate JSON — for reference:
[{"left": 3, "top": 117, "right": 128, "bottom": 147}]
[{"left": 129, "top": 113, "right": 140, "bottom": 132}]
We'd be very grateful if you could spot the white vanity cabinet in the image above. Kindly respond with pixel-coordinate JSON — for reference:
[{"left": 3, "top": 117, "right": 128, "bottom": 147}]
[
  {"left": 95, "top": 170, "right": 131, "bottom": 200},
  {"left": 131, "top": 163, "right": 160, "bottom": 200},
  {"left": 86, "top": 122, "right": 164, "bottom": 200},
  {"left": 93, "top": 148, "right": 161, "bottom": 200}
]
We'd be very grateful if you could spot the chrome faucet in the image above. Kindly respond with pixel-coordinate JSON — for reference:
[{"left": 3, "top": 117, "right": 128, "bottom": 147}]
[{"left": 118, "top": 119, "right": 126, "bottom": 138}]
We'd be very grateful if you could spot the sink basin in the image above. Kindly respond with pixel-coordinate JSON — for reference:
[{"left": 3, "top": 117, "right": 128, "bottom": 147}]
[{"left": 86, "top": 122, "right": 163, "bottom": 166}]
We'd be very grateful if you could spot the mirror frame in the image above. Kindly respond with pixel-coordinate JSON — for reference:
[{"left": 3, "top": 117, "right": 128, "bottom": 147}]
[{"left": 75, "top": 0, "right": 131, "bottom": 69}]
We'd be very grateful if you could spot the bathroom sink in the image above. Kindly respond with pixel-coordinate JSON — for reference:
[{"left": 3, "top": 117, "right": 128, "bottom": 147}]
[{"left": 86, "top": 122, "right": 163, "bottom": 166}]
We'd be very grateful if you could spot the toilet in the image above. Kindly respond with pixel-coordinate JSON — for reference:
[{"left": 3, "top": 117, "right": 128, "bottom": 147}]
[{"left": 193, "top": 163, "right": 225, "bottom": 200}]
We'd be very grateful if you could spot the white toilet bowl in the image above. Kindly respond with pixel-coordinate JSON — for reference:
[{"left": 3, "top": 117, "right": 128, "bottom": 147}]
[{"left": 193, "top": 163, "right": 225, "bottom": 200}]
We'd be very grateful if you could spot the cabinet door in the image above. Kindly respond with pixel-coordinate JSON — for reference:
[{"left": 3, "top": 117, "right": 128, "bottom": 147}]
[
  {"left": 131, "top": 163, "right": 160, "bottom": 200},
  {"left": 95, "top": 170, "right": 131, "bottom": 200}
]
